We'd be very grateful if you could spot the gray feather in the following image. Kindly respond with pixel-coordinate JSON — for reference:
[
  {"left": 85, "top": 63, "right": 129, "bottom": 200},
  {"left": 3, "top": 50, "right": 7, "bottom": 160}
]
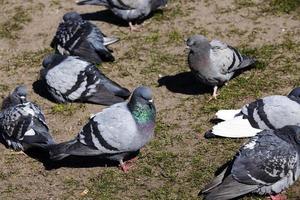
[
  {"left": 0, "top": 87, "right": 55, "bottom": 151},
  {"left": 203, "top": 175, "right": 259, "bottom": 200},
  {"left": 187, "top": 35, "right": 255, "bottom": 87},
  {"left": 41, "top": 54, "right": 130, "bottom": 105},
  {"left": 48, "top": 87, "right": 156, "bottom": 165},
  {"left": 77, "top": 0, "right": 168, "bottom": 22},
  {"left": 201, "top": 126, "right": 300, "bottom": 199},
  {"left": 51, "top": 11, "right": 117, "bottom": 64}
]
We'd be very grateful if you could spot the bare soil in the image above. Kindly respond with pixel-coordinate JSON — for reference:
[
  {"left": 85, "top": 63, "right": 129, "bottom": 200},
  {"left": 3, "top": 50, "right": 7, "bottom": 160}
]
[{"left": 0, "top": 0, "right": 300, "bottom": 199}]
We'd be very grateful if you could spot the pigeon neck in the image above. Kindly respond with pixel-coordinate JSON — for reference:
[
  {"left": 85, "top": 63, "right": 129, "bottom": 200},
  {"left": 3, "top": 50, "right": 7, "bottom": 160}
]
[
  {"left": 128, "top": 99, "right": 156, "bottom": 128},
  {"left": 189, "top": 47, "right": 210, "bottom": 67},
  {"left": 1, "top": 95, "right": 26, "bottom": 110}
]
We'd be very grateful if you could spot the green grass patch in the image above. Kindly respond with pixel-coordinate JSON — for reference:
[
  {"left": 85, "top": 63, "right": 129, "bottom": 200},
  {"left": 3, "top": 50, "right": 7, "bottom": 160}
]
[{"left": 51, "top": 104, "right": 86, "bottom": 116}]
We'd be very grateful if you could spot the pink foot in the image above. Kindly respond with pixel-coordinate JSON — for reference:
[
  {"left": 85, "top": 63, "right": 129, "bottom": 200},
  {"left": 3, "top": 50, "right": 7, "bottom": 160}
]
[
  {"left": 268, "top": 194, "right": 287, "bottom": 200},
  {"left": 129, "top": 22, "right": 141, "bottom": 32},
  {"left": 119, "top": 157, "right": 138, "bottom": 173}
]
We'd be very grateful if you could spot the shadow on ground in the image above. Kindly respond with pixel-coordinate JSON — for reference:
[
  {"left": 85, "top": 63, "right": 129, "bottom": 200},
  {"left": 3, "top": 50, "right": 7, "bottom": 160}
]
[
  {"left": 80, "top": 9, "right": 164, "bottom": 27},
  {"left": 81, "top": 10, "right": 129, "bottom": 27},
  {"left": 25, "top": 147, "right": 139, "bottom": 170},
  {"left": 158, "top": 72, "right": 212, "bottom": 95},
  {"left": 32, "top": 80, "right": 58, "bottom": 103}
]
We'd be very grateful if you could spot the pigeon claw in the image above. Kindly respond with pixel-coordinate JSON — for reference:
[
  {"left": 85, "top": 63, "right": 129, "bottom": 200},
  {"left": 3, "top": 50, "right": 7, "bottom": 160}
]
[
  {"left": 268, "top": 194, "right": 287, "bottom": 200},
  {"left": 129, "top": 22, "right": 141, "bottom": 32},
  {"left": 119, "top": 157, "right": 138, "bottom": 173}
]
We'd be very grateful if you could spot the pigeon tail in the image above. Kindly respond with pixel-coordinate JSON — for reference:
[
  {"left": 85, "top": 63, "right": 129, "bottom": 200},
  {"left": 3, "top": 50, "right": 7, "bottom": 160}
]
[
  {"left": 215, "top": 109, "right": 241, "bottom": 121},
  {"left": 95, "top": 50, "right": 115, "bottom": 62},
  {"left": 86, "top": 84, "right": 130, "bottom": 105},
  {"left": 202, "top": 175, "right": 258, "bottom": 200},
  {"left": 211, "top": 116, "right": 261, "bottom": 138},
  {"left": 238, "top": 55, "right": 256, "bottom": 70},
  {"left": 201, "top": 166, "right": 229, "bottom": 194},
  {"left": 48, "top": 139, "right": 77, "bottom": 160},
  {"left": 76, "top": 0, "right": 109, "bottom": 6}
]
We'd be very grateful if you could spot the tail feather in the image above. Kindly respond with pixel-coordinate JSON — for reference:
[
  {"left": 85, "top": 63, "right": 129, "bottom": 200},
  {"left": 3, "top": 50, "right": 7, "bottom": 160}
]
[
  {"left": 215, "top": 109, "right": 241, "bottom": 121},
  {"left": 48, "top": 139, "right": 77, "bottom": 160},
  {"left": 239, "top": 55, "right": 256, "bottom": 69},
  {"left": 201, "top": 166, "right": 229, "bottom": 194},
  {"left": 103, "top": 37, "right": 119, "bottom": 46},
  {"left": 96, "top": 49, "right": 115, "bottom": 62},
  {"left": 76, "top": 0, "right": 108, "bottom": 6},
  {"left": 86, "top": 83, "right": 130, "bottom": 105},
  {"left": 203, "top": 175, "right": 258, "bottom": 200},
  {"left": 211, "top": 116, "right": 261, "bottom": 138}
]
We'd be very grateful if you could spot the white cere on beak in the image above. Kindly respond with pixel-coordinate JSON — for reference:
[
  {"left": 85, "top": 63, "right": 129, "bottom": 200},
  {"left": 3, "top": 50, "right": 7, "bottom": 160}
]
[{"left": 148, "top": 99, "right": 153, "bottom": 103}]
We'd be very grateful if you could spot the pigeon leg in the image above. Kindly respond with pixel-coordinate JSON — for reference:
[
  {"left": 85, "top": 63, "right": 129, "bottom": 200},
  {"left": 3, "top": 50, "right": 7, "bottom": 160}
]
[
  {"left": 119, "top": 157, "right": 138, "bottom": 173},
  {"left": 208, "top": 86, "right": 218, "bottom": 101},
  {"left": 268, "top": 194, "right": 287, "bottom": 200},
  {"left": 129, "top": 22, "right": 141, "bottom": 32}
]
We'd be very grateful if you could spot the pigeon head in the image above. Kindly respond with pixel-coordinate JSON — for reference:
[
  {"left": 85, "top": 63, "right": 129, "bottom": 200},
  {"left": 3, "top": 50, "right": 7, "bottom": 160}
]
[
  {"left": 288, "top": 87, "right": 300, "bottom": 99},
  {"left": 133, "top": 86, "right": 153, "bottom": 102},
  {"left": 151, "top": 0, "right": 168, "bottom": 9},
  {"left": 42, "top": 54, "right": 66, "bottom": 69},
  {"left": 62, "top": 12, "right": 82, "bottom": 22},
  {"left": 12, "top": 85, "right": 27, "bottom": 103},
  {"left": 186, "top": 35, "right": 211, "bottom": 52},
  {"left": 2, "top": 85, "right": 28, "bottom": 109},
  {"left": 128, "top": 86, "right": 156, "bottom": 125}
]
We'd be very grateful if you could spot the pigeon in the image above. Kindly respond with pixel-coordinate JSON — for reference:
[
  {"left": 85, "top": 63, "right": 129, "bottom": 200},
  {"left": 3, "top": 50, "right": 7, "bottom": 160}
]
[
  {"left": 0, "top": 86, "right": 55, "bottom": 151},
  {"left": 48, "top": 86, "right": 156, "bottom": 172},
  {"left": 186, "top": 35, "right": 255, "bottom": 99},
  {"left": 201, "top": 125, "right": 300, "bottom": 200},
  {"left": 40, "top": 54, "right": 130, "bottom": 105},
  {"left": 76, "top": 0, "right": 168, "bottom": 31},
  {"left": 205, "top": 87, "right": 300, "bottom": 138},
  {"left": 51, "top": 11, "right": 119, "bottom": 64}
]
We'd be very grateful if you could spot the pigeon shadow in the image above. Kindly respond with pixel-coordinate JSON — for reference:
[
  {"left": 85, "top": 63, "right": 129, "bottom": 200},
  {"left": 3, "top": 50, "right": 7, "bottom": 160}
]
[
  {"left": 32, "top": 80, "right": 58, "bottom": 103},
  {"left": 80, "top": 9, "right": 163, "bottom": 27},
  {"left": 80, "top": 10, "right": 129, "bottom": 27},
  {"left": 157, "top": 72, "right": 212, "bottom": 95},
  {"left": 25, "top": 148, "right": 139, "bottom": 171}
]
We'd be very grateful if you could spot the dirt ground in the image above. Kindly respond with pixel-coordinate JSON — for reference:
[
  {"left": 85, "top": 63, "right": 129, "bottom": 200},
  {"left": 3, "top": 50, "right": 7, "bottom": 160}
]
[{"left": 0, "top": 0, "right": 300, "bottom": 199}]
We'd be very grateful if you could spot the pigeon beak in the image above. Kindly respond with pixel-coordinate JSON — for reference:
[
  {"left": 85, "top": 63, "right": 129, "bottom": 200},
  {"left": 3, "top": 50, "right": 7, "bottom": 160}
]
[
  {"left": 20, "top": 96, "right": 26, "bottom": 103},
  {"left": 148, "top": 99, "right": 153, "bottom": 103}
]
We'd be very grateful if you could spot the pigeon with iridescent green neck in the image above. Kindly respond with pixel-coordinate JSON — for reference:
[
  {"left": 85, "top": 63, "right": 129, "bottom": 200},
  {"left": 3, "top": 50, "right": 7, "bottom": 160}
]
[{"left": 48, "top": 86, "right": 156, "bottom": 172}]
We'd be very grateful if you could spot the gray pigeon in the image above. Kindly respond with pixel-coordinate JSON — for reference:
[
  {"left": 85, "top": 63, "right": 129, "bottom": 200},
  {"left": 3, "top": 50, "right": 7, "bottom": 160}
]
[
  {"left": 76, "top": 0, "right": 168, "bottom": 31},
  {"left": 186, "top": 35, "right": 255, "bottom": 99},
  {"left": 51, "top": 12, "right": 119, "bottom": 64},
  {"left": 201, "top": 125, "right": 300, "bottom": 200},
  {"left": 206, "top": 87, "right": 300, "bottom": 138},
  {"left": 48, "top": 86, "right": 156, "bottom": 172},
  {"left": 0, "top": 86, "right": 55, "bottom": 151},
  {"left": 40, "top": 54, "right": 130, "bottom": 105}
]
